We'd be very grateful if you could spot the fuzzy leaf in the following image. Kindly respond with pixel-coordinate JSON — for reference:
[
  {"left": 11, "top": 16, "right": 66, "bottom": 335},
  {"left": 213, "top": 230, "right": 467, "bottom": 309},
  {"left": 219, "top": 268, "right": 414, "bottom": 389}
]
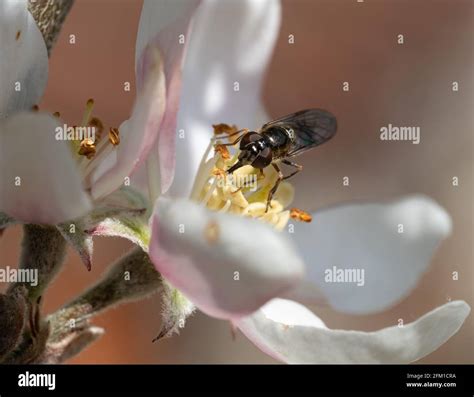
[
  {"left": 153, "top": 282, "right": 195, "bottom": 341},
  {"left": 58, "top": 187, "right": 149, "bottom": 270}
]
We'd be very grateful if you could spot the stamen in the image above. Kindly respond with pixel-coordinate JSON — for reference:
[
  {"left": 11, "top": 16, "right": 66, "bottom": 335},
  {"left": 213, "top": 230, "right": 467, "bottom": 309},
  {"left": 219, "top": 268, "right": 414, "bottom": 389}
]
[
  {"left": 108, "top": 127, "right": 120, "bottom": 146},
  {"left": 32, "top": 105, "right": 39, "bottom": 112},
  {"left": 189, "top": 138, "right": 219, "bottom": 201},
  {"left": 200, "top": 178, "right": 218, "bottom": 207},
  {"left": 78, "top": 138, "right": 96, "bottom": 159},
  {"left": 214, "top": 144, "right": 230, "bottom": 160},
  {"left": 81, "top": 98, "right": 95, "bottom": 126},
  {"left": 88, "top": 117, "right": 104, "bottom": 144},
  {"left": 290, "top": 208, "right": 312, "bottom": 223},
  {"left": 53, "top": 112, "right": 60, "bottom": 118},
  {"left": 218, "top": 199, "right": 232, "bottom": 213}
]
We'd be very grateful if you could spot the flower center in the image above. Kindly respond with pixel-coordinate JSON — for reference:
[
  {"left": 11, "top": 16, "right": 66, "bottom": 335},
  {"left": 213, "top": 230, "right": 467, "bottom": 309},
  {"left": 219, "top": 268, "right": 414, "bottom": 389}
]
[
  {"left": 40, "top": 99, "right": 122, "bottom": 190},
  {"left": 191, "top": 124, "right": 299, "bottom": 232}
]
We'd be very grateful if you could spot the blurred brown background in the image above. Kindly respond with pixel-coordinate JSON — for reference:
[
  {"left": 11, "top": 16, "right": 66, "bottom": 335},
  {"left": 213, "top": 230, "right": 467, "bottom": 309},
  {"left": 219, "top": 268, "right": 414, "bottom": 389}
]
[{"left": 1, "top": 0, "right": 473, "bottom": 363}]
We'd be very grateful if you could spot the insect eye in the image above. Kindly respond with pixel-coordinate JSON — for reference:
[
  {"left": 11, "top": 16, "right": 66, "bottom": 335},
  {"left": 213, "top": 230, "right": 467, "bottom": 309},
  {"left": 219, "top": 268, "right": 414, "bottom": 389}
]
[
  {"left": 251, "top": 147, "right": 272, "bottom": 169},
  {"left": 239, "top": 132, "right": 261, "bottom": 149}
]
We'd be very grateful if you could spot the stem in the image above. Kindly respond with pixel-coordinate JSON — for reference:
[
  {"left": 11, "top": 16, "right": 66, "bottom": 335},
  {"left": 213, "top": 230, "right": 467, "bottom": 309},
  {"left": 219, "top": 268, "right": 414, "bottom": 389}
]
[
  {"left": 48, "top": 248, "right": 162, "bottom": 342},
  {"left": 8, "top": 225, "right": 67, "bottom": 302}
]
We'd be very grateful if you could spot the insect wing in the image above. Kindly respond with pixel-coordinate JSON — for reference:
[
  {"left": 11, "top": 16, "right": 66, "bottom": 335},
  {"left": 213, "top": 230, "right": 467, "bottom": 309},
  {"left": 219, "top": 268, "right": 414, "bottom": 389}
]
[{"left": 262, "top": 109, "right": 337, "bottom": 157}]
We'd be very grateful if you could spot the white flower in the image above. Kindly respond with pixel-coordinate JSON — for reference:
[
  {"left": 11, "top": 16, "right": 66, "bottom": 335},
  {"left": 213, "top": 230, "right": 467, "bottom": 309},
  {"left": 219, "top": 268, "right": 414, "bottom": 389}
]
[
  {"left": 0, "top": 0, "right": 469, "bottom": 363},
  {"left": 139, "top": 0, "right": 470, "bottom": 363}
]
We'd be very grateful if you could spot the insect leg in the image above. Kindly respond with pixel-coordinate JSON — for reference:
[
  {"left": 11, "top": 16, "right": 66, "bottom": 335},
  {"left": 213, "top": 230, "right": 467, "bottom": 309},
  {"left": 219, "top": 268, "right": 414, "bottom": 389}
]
[
  {"left": 281, "top": 159, "right": 303, "bottom": 180},
  {"left": 266, "top": 163, "right": 284, "bottom": 212},
  {"left": 213, "top": 128, "right": 248, "bottom": 142}
]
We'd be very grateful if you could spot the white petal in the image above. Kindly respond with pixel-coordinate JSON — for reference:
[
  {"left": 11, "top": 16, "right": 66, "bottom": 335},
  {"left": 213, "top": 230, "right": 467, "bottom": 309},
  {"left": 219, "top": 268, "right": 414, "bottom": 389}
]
[
  {"left": 133, "top": 0, "right": 200, "bottom": 195},
  {"left": 170, "top": 0, "right": 282, "bottom": 197},
  {"left": 135, "top": 0, "right": 200, "bottom": 73},
  {"left": 149, "top": 197, "right": 304, "bottom": 320},
  {"left": 237, "top": 299, "right": 470, "bottom": 364},
  {"left": 0, "top": 0, "right": 48, "bottom": 119},
  {"left": 0, "top": 113, "right": 91, "bottom": 224},
  {"left": 288, "top": 196, "right": 452, "bottom": 314},
  {"left": 91, "top": 49, "right": 166, "bottom": 200}
]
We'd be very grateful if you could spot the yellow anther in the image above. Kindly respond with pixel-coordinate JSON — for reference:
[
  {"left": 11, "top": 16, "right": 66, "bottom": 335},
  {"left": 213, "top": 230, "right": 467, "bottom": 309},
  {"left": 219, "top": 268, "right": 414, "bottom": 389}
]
[
  {"left": 108, "top": 127, "right": 120, "bottom": 146},
  {"left": 212, "top": 123, "right": 239, "bottom": 135},
  {"left": 78, "top": 138, "right": 96, "bottom": 159},
  {"left": 290, "top": 208, "right": 312, "bottom": 223},
  {"left": 214, "top": 144, "right": 231, "bottom": 160}
]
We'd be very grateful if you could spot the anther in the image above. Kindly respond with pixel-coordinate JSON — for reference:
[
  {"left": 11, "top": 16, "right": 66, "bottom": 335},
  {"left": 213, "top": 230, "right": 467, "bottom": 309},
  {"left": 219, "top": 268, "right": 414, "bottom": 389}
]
[
  {"left": 214, "top": 144, "right": 230, "bottom": 160},
  {"left": 212, "top": 123, "right": 238, "bottom": 135},
  {"left": 78, "top": 138, "right": 96, "bottom": 159},
  {"left": 290, "top": 208, "right": 312, "bottom": 223},
  {"left": 108, "top": 127, "right": 120, "bottom": 146}
]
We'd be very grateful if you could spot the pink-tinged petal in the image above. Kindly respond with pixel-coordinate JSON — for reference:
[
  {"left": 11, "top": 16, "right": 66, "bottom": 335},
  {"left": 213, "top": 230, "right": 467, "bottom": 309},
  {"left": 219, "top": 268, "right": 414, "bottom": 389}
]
[
  {"left": 0, "top": 0, "right": 48, "bottom": 118},
  {"left": 170, "top": 0, "right": 282, "bottom": 197},
  {"left": 149, "top": 197, "right": 304, "bottom": 320},
  {"left": 236, "top": 299, "right": 470, "bottom": 364},
  {"left": 92, "top": 1, "right": 200, "bottom": 199},
  {"left": 137, "top": 0, "right": 200, "bottom": 195},
  {"left": 288, "top": 196, "right": 452, "bottom": 314},
  {"left": 139, "top": 0, "right": 200, "bottom": 195},
  {"left": 91, "top": 48, "right": 166, "bottom": 200},
  {"left": 0, "top": 112, "right": 91, "bottom": 224}
]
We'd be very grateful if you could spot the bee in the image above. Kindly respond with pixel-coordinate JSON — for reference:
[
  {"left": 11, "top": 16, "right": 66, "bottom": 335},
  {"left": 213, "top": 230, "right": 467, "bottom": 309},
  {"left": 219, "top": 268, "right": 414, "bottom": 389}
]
[{"left": 219, "top": 109, "right": 337, "bottom": 211}]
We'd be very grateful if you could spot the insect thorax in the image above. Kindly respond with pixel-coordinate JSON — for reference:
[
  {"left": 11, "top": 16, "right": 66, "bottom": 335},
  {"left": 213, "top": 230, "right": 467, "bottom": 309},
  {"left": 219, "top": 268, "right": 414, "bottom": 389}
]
[{"left": 262, "top": 126, "right": 294, "bottom": 159}]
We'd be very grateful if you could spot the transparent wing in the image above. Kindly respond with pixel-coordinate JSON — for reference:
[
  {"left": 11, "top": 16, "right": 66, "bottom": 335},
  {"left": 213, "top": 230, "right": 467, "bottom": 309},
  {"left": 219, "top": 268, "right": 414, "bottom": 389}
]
[{"left": 262, "top": 109, "right": 337, "bottom": 157}]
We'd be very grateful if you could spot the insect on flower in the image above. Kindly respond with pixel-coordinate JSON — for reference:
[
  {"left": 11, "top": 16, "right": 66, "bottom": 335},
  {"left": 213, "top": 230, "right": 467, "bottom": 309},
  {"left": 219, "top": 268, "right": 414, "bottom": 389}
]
[{"left": 217, "top": 109, "right": 337, "bottom": 211}]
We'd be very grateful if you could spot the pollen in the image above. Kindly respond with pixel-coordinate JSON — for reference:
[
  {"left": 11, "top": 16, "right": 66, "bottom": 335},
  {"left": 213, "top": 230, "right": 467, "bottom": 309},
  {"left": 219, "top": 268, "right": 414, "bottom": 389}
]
[
  {"left": 213, "top": 123, "right": 239, "bottom": 135},
  {"left": 290, "top": 208, "right": 312, "bottom": 223},
  {"left": 204, "top": 220, "right": 220, "bottom": 244},
  {"left": 78, "top": 138, "right": 96, "bottom": 159},
  {"left": 214, "top": 144, "right": 231, "bottom": 160}
]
